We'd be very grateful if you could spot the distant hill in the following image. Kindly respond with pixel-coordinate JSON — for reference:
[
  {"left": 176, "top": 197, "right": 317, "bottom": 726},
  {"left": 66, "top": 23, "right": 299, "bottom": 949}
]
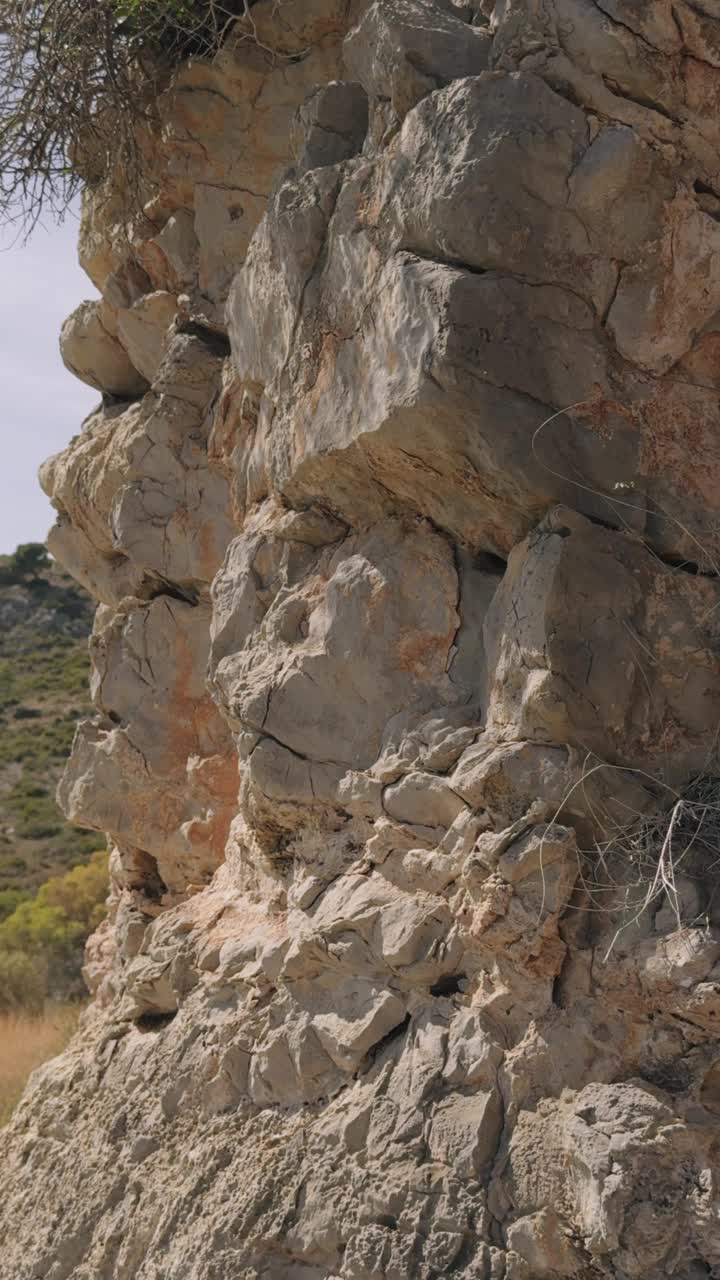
[{"left": 0, "top": 547, "right": 103, "bottom": 895}]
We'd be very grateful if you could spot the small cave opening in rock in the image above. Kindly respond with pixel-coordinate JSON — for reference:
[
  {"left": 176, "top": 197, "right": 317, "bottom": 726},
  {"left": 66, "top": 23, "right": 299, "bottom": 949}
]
[
  {"left": 177, "top": 319, "right": 232, "bottom": 358},
  {"left": 375, "top": 1215, "right": 398, "bottom": 1231},
  {"left": 694, "top": 177, "right": 720, "bottom": 199},
  {"left": 473, "top": 551, "right": 506, "bottom": 575},
  {"left": 147, "top": 579, "right": 200, "bottom": 606},
  {"left": 130, "top": 850, "right": 168, "bottom": 905},
  {"left": 135, "top": 1011, "right": 178, "bottom": 1033},
  {"left": 430, "top": 973, "right": 466, "bottom": 997}
]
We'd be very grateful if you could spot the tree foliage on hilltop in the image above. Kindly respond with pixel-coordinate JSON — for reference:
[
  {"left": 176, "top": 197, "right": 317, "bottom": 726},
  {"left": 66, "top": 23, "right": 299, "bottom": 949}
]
[
  {"left": 0, "top": 0, "right": 248, "bottom": 233},
  {"left": 0, "top": 543, "right": 51, "bottom": 585}
]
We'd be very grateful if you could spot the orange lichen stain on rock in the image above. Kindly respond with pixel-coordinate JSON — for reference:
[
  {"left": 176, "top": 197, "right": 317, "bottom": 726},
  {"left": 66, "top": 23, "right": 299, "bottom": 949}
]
[
  {"left": 302, "top": 331, "right": 343, "bottom": 420},
  {"left": 142, "top": 605, "right": 238, "bottom": 881},
  {"left": 471, "top": 875, "right": 513, "bottom": 933},
  {"left": 638, "top": 392, "right": 715, "bottom": 492},
  {"left": 190, "top": 751, "right": 239, "bottom": 799},
  {"left": 185, "top": 812, "right": 231, "bottom": 869},
  {"left": 575, "top": 388, "right": 625, "bottom": 445},
  {"left": 357, "top": 177, "right": 383, "bottom": 229},
  {"left": 208, "top": 377, "right": 245, "bottom": 464},
  {"left": 205, "top": 899, "right": 288, "bottom": 955},
  {"left": 301, "top": 573, "right": 330, "bottom": 609},
  {"left": 208, "top": 375, "right": 262, "bottom": 522},
  {"left": 397, "top": 625, "right": 455, "bottom": 682},
  {"left": 188, "top": 751, "right": 240, "bottom": 865},
  {"left": 170, "top": 86, "right": 233, "bottom": 149},
  {"left": 523, "top": 931, "right": 569, "bottom": 981},
  {"left": 198, "top": 519, "right": 223, "bottom": 585},
  {"left": 579, "top": 379, "right": 720, "bottom": 513},
  {"left": 678, "top": 330, "right": 720, "bottom": 390},
  {"left": 163, "top": 618, "right": 211, "bottom": 745}
]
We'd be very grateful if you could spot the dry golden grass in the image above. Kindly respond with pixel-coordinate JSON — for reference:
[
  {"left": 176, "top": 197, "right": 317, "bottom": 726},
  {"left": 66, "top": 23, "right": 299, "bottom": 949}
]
[{"left": 0, "top": 1004, "right": 80, "bottom": 1127}]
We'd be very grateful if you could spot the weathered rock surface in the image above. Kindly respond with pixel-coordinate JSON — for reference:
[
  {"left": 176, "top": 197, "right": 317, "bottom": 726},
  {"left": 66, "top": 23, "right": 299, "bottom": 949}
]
[{"left": 4, "top": 0, "right": 720, "bottom": 1277}]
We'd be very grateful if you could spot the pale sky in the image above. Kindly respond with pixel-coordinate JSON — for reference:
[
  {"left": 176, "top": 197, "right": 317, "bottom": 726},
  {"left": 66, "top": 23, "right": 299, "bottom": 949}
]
[{"left": 0, "top": 213, "right": 99, "bottom": 555}]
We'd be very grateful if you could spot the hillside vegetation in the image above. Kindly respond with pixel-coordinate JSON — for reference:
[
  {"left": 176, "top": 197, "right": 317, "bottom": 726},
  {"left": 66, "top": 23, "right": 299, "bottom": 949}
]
[
  {"left": 0, "top": 545, "right": 109, "bottom": 1011},
  {"left": 0, "top": 543, "right": 103, "bottom": 893}
]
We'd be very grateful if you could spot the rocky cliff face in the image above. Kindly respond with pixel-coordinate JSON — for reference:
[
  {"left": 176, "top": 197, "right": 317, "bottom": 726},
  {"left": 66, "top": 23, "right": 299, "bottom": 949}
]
[{"left": 3, "top": 2, "right": 720, "bottom": 1276}]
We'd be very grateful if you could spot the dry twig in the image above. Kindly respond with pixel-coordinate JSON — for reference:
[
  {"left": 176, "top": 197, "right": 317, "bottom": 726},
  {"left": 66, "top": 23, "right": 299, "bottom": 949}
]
[{"left": 0, "top": 0, "right": 247, "bottom": 235}]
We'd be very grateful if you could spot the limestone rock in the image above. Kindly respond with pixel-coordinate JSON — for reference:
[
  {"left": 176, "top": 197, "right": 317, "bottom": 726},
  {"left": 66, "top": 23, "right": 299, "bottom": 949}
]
[
  {"left": 292, "top": 81, "right": 369, "bottom": 173},
  {"left": 6, "top": 0, "right": 720, "bottom": 1276},
  {"left": 344, "top": 0, "right": 492, "bottom": 120},
  {"left": 484, "top": 507, "right": 720, "bottom": 778},
  {"left": 116, "top": 291, "right": 178, "bottom": 384},
  {"left": 42, "top": 329, "right": 234, "bottom": 592},
  {"left": 209, "top": 517, "right": 463, "bottom": 770},
  {"left": 58, "top": 596, "right": 237, "bottom": 899},
  {"left": 60, "top": 299, "right": 147, "bottom": 397}
]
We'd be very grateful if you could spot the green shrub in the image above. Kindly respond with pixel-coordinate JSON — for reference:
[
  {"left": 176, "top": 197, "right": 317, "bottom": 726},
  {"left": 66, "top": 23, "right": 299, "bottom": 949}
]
[
  {"left": 0, "top": 851, "right": 109, "bottom": 1006},
  {"left": 39, "top": 853, "right": 109, "bottom": 934},
  {"left": 0, "top": 889, "right": 30, "bottom": 925},
  {"left": 0, "top": 951, "right": 47, "bottom": 1014}
]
